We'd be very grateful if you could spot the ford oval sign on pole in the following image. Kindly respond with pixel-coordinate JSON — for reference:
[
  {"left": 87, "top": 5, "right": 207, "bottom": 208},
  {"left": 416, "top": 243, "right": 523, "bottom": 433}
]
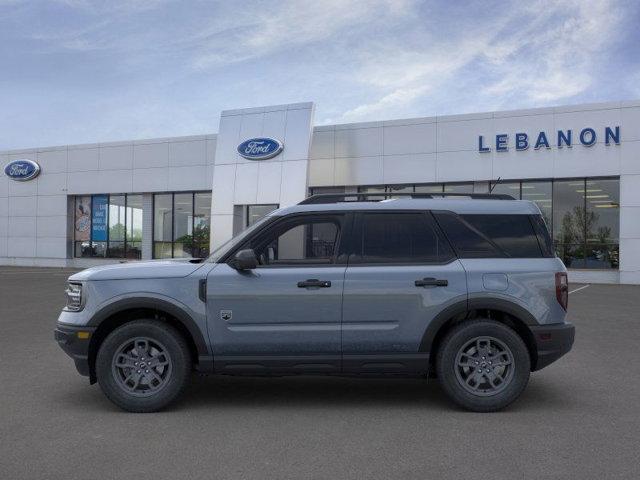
[
  {"left": 4, "top": 159, "right": 41, "bottom": 181},
  {"left": 237, "top": 138, "right": 283, "bottom": 160}
]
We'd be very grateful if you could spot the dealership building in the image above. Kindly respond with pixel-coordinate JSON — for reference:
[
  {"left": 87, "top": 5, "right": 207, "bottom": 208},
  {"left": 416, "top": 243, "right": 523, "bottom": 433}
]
[{"left": 1, "top": 100, "right": 639, "bottom": 284}]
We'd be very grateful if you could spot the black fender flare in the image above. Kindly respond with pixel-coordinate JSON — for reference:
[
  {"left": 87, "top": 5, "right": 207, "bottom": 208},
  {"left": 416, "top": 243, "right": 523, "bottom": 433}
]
[
  {"left": 419, "top": 297, "right": 538, "bottom": 353},
  {"left": 88, "top": 297, "right": 210, "bottom": 358}
]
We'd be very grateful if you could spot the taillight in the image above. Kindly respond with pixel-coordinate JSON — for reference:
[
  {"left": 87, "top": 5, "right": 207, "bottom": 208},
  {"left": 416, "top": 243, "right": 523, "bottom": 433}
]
[{"left": 555, "top": 272, "right": 568, "bottom": 311}]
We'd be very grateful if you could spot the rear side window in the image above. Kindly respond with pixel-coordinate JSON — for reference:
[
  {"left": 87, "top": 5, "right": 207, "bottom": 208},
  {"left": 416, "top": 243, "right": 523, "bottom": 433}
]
[
  {"left": 461, "top": 214, "right": 543, "bottom": 258},
  {"left": 530, "top": 214, "right": 554, "bottom": 257},
  {"left": 356, "top": 212, "right": 454, "bottom": 264},
  {"left": 433, "top": 212, "right": 501, "bottom": 258}
]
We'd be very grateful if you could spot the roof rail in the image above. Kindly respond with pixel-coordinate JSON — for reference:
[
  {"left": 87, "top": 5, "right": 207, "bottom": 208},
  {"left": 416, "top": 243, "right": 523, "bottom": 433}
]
[{"left": 298, "top": 192, "right": 515, "bottom": 205}]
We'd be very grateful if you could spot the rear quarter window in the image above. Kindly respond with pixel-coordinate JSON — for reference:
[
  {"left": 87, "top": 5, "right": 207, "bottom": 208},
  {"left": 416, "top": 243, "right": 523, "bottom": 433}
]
[{"left": 461, "top": 214, "right": 543, "bottom": 258}]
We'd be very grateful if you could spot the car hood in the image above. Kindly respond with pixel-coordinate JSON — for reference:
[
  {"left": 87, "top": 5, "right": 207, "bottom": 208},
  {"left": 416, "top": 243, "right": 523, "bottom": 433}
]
[{"left": 68, "top": 259, "right": 205, "bottom": 281}]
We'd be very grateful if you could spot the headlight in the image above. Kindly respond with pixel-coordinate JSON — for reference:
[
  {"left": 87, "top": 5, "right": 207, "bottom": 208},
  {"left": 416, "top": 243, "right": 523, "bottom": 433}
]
[{"left": 65, "top": 282, "right": 83, "bottom": 311}]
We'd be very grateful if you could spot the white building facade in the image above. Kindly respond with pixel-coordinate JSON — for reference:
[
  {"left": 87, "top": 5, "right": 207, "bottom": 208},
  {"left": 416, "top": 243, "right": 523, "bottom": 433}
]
[{"left": 2, "top": 100, "right": 639, "bottom": 284}]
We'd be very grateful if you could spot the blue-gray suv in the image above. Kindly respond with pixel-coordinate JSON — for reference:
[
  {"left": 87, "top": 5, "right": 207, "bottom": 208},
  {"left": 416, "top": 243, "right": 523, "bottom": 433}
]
[{"left": 55, "top": 193, "right": 575, "bottom": 412}]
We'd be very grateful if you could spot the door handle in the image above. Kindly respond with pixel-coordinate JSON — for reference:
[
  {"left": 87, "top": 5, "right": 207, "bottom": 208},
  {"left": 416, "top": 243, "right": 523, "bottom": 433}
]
[
  {"left": 415, "top": 277, "right": 448, "bottom": 287},
  {"left": 297, "top": 279, "right": 332, "bottom": 288}
]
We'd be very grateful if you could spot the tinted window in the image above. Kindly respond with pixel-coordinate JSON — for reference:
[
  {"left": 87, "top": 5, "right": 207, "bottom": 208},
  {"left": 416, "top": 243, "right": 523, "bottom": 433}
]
[
  {"left": 462, "top": 214, "right": 543, "bottom": 258},
  {"left": 250, "top": 217, "right": 341, "bottom": 265},
  {"left": 433, "top": 212, "right": 501, "bottom": 258},
  {"left": 357, "top": 213, "right": 453, "bottom": 264},
  {"left": 530, "top": 214, "right": 554, "bottom": 257}
]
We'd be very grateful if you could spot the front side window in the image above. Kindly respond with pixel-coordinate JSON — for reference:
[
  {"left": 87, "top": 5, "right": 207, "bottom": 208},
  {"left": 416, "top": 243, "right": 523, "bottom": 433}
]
[
  {"left": 245, "top": 216, "right": 342, "bottom": 266},
  {"left": 355, "top": 212, "right": 453, "bottom": 264}
]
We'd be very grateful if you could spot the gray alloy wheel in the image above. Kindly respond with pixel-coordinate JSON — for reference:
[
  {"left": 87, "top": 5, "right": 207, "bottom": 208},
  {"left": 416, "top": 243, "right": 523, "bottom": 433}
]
[
  {"left": 453, "top": 336, "right": 515, "bottom": 397},
  {"left": 436, "top": 319, "right": 530, "bottom": 412},
  {"left": 96, "top": 320, "right": 191, "bottom": 413},
  {"left": 111, "top": 337, "right": 173, "bottom": 398}
]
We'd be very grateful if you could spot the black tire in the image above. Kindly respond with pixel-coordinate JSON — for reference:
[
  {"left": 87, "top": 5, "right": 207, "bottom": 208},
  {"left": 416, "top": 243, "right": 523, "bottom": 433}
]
[
  {"left": 96, "top": 320, "right": 191, "bottom": 413},
  {"left": 436, "top": 319, "right": 530, "bottom": 412}
]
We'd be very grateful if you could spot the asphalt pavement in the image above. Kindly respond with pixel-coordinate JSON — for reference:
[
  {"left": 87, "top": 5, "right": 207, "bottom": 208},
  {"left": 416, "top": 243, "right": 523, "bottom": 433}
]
[{"left": 0, "top": 267, "right": 639, "bottom": 479}]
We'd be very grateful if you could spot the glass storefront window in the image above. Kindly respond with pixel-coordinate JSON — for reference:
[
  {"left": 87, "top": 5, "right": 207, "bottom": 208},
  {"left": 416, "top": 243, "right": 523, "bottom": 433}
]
[
  {"left": 126, "top": 195, "right": 143, "bottom": 259},
  {"left": 153, "top": 194, "right": 173, "bottom": 259},
  {"left": 153, "top": 191, "right": 212, "bottom": 259},
  {"left": 173, "top": 193, "right": 193, "bottom": 258},
  {"left": 415, "top": 184, "right": 444, "bottom": 193},
  {"left": 443, "top": 183, "right": 474, "bottom": 194},
  {"left": 490, "top": 181, "right": 520, "bottom": 199},
  {"left": 584, "top": 178, "right": 619, "bottom": 269},
  {"left": 522, "top": 181, "right": 552, "bottom": 229},
  {"left": 194, "top": 192, "right": 212, "bottom": 258},
  {"left": 247, "top": 204, "right": 278, "bottom": 227},
  {"left": 74, "top": 193, "right": 144, "bottom": 259}
]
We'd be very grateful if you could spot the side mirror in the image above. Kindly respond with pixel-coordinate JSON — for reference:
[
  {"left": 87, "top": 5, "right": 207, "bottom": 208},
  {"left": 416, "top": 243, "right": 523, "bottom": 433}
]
[{"left": 232, "top": 249, "right": 258, "bottom": 270}]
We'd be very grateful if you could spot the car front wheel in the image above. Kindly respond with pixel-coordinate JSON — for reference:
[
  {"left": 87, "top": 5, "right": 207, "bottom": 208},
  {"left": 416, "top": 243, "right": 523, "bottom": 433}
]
[
  {"left": 96, "top": 320, "right": 191, "bottom": 412},
  {"left": 436, "top": 319, "right": 530, "bottom": 412}
]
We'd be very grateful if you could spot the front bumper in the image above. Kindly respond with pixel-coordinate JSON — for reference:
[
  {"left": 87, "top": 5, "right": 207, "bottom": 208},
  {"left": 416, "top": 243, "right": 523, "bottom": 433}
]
[
  {"left": 54, "top": 324, "right": 96, "bottom": 377},
  {"left": 530, "top": 322, "right": 575, "bottom": 371}
]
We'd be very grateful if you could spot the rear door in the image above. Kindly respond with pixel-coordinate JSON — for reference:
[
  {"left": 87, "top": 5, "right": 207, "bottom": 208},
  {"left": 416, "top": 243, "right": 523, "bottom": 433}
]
[{"left": 341, "top": 211, "right": 467, "bottom": 374}]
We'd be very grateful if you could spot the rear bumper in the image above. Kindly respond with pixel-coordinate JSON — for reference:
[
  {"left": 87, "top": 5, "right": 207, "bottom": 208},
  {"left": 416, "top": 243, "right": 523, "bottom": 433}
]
[
  {"left": 530, "top": 322, "right": 575, "bottom": 371},
  {"left": 54, "top": 324, "right": 96, "bottom": 377}
]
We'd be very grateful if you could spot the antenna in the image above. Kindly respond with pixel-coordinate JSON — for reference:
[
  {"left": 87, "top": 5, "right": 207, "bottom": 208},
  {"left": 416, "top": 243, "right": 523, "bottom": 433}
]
[{"left": 489, "top": 177, "right": 502, "bottom": 193}]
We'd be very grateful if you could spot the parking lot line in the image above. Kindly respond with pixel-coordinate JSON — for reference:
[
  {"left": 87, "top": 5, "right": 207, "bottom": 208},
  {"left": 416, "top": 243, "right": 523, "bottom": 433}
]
[{"left": 569, "top": 284, "right": 590, "bottom": 295}]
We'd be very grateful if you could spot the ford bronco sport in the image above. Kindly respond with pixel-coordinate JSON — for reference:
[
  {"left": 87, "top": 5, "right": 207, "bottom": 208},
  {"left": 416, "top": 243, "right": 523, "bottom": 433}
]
[{"left": 55, "top": 193, "right": 575, "bottom": 412}]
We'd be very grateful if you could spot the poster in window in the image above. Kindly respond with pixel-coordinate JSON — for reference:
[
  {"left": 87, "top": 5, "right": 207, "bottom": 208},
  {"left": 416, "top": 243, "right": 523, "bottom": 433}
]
[
  {"left": 74, "top": 196, "right": 91, "bottom": 241},
  {"left": 91, "top": 195, "right": 108, "bottom": 242}
]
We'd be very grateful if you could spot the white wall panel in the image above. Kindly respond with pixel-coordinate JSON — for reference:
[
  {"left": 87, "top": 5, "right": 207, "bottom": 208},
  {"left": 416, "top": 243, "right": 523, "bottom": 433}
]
[
  {"left": 37, "top": 149, "right": 67, "bottom": 173},
  {"left": 620, "top": 140, "right": 640, "bottom": 175},
  {"left": 134, "top": 142, "right": 169, "bottom": 169},
  {"left": 437, "top": 151, "right": 492, "bottom": 182},
  {"left": 335, "top": 127, "right": 382, "bottom": 158},
  {"left": 99, "top": 144, "right": 133, "bottom": 170},
  {"left": 8, "top": 217, "right": 36, "bottom": 237},
  {"left": 437, "top": 118, "right": 494, "bottom": 152},
  {"left": 68, "top": 170, "right": 133, "bottom": 194},
  {"left": 36, "top": 237, "right": 67, "bottom": 258},
  {"left": 169, "top": 140, "right": 206, "bottom": 167},
  {"left": 37, "top": 215, "right": 67, "bottom": 237},
  {"left": 309, "top": 130, "right": 334, "bottom": 160},
  {"left": 8, "top": 196, "right": 36, "bottom": 216},
  {"left": 68, "top": 147, "right": 99, "bottom": 171},
  {"left": 37, "top": 195, "right": 68, "bottom": 217},
  {"left": 233, "top": 162, "right": 259, "bottom": 204},
  {"left": 334, "top": 156, "right": 383, "bottom": 186},
  {"left": 383, "top": 154, "right": 436, "bottom": 185},
  {"left": 167, "top": 165, "right": 208, "bottom": 191},
  {"left": 282, "top": 107, "right": 315, "bottom": 162},
  {"left": 256, "top": 162, "right": 282, "bottom": 204},
  {"left": 620, "top": 107, "right": 640, "bottom": 142},
  {"left": 308, "top": 159, "right": 335, "bottom": 186},
  {"left": 37, "top": 172, "right": 67, "bottom": 196},
  {"left": 383, "top": 123, "right": 436, "bottom": 155},
  {"left": 133, "top": 167, "right": 169, "bottom": 192},
  {"left": 7, "top": 237, "right": 36, "bottom": 257}
]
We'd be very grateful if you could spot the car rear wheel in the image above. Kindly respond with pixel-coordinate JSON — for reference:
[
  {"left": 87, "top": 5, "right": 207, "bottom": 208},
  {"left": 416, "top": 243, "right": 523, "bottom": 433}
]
[
  {"left": 436, "top": 319, "right": 530, "bottom": 412},
  {"left": 96, "top": 320, "right": 191, "bottom": 412}
]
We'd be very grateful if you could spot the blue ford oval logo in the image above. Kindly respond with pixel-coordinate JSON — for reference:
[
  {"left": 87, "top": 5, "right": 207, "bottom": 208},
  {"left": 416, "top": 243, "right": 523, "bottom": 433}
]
[
  {"left": 4, "top": 159, "right": 41, "bottom": 181},
  {"left": 237, "top": 137, "right": 283, "bottom": 160}
]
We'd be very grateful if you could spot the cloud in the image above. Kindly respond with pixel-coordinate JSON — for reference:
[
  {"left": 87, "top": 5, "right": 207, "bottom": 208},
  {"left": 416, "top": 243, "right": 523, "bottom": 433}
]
[{"left": 333, "top": 0, "right": 627, "bottom": 123}]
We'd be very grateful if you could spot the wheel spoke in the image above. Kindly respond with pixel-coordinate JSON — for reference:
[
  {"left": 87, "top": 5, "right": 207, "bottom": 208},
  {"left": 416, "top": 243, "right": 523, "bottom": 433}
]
[{"left": 455, "top": 335, "right": 514, "bottom": 397}]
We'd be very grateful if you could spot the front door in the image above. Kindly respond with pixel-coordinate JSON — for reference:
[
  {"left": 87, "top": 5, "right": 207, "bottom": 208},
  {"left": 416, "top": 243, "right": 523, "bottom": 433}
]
[
  {"left": 207, "top": 213, "right": 349, "bottom": 374},
  {"left": 341, "top": 211, "right": 468, "bottom": 374}
]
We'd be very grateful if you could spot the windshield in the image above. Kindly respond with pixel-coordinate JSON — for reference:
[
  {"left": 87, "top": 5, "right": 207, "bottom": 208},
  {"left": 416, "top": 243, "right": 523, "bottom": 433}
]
[{"left": 206, "top": 215, "right": 274, "bottom": 263}]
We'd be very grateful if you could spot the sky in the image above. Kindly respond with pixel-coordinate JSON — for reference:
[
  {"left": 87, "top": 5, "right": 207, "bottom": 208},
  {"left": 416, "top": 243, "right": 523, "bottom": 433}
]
[{"left": 1, "top": 0, "right": 639, "bottom": 150}]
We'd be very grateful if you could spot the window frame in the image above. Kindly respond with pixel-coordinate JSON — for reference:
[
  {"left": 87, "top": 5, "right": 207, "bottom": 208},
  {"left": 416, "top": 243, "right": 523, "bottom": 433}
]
[
  {"left": 152, "top": 191, "right": 211, "bottom": 259},
  {"left": 348, "top": 210, "right": 457, "bottom": 266},
  {"left": 223, "top": 212, "right": 351, "bottom": 268},
  {"left": 73, "top": 193, "right": 143, "bottom": 259}
]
